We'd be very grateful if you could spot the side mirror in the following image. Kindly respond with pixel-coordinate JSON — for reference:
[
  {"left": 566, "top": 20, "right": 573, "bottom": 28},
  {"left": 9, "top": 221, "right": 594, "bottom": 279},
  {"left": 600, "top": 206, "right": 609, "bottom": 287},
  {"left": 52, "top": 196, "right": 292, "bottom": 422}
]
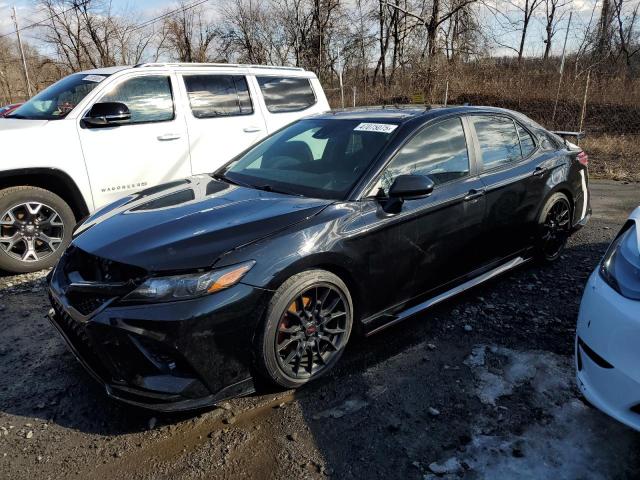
[
  {"left": 381, "top": 174, "right": 434, "bottom": 214},
  {"left": 388, "top": 175, "right": 434, "bottom": 200},
  {"left": 83, "top": 102, "right": 131, "bottom": 127}
]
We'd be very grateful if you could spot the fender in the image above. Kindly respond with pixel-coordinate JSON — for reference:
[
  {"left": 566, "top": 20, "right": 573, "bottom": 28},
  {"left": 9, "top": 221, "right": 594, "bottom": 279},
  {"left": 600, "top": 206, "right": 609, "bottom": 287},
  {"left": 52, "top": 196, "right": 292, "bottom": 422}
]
[{"left": 0, "top": 168, "right": 91, "bottom": 219}]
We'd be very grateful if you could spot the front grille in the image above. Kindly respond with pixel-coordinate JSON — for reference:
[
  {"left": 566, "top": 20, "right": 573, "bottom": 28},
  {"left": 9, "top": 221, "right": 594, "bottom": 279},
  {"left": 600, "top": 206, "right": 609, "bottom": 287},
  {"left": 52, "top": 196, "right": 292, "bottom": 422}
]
[
  {"left": 67, "top": 294, "right": 110, "bottom": 316},
  {"left": 49, "top": 294, "right": 112, "bottom": 381},
  {"left": 59, "top": 246, "right": 146, "bottom": 315},
  {"left": 63, "top": 246, "right": 146, "bottom": 283}
]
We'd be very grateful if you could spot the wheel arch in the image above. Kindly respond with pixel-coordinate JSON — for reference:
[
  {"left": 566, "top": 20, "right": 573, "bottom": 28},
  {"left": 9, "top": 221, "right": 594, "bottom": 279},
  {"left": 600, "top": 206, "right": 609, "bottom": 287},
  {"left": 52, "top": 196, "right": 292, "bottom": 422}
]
[
  {"left": 0, "top": 168, "right": 90, "bottom": 221},
  {"left": 540, "top": 182, "right": 574, "bottom": 223},
  {"left": 258, "top": 251, "right": 365, "bottom": 323}
]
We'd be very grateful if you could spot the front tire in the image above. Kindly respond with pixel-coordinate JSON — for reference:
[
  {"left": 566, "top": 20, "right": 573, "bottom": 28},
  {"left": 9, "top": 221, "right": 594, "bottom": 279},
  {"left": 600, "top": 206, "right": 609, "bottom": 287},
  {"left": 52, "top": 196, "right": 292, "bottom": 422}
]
[
  {"left": 535, "top": 192, "right": 572, "bottom": 263},
  {"left": 0, "top": 186, "right": 75, "bottom": 273},
  {"left": 255, "top": 270, "right": 353, "bottom": 389}
]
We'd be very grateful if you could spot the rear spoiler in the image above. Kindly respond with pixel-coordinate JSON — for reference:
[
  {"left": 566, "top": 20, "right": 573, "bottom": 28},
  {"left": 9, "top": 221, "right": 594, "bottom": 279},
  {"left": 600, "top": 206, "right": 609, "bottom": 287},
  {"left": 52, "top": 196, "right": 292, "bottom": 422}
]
[{"left": 551, "top": 131, "right": 585, "bottom": 140}]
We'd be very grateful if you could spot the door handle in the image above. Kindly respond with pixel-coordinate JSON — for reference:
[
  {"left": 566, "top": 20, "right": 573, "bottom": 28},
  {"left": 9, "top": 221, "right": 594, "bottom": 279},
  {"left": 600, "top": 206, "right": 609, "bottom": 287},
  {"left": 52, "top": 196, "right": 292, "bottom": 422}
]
[
  {"left": 243, "top": 126, "right": 262, "bottom": 133},
  {"left": 532, "top": 166, "right": 547, "bottom": 176},
  {"left": 157, "top": 133, "right": 181, "bottom": 141},
  {"left": 464, "top": 189, "right": 485, "bottom": 201}
]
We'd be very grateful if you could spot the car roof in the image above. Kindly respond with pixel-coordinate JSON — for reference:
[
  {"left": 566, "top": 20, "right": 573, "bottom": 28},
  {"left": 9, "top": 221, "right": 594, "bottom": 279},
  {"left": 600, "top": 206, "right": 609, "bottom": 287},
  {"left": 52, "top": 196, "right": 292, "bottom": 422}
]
[
  {"left": 78, "top": 66, "right": 131, "bottom": 75},
  {"left": 311, "top": 105, "right": 527, "bottom": 124},
  {"left": 78, "top": 63, "right": 314, "bottom": 77}
]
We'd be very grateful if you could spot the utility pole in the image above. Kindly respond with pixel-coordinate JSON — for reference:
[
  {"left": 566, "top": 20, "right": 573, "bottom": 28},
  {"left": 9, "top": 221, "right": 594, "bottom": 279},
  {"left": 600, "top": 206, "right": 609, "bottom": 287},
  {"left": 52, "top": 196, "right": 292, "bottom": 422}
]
[
  {"left": 11, "top": 5, "right": 33, "bottom": 98},
  {"left": 551, "top": 10, "right": 573, "bottom": 125}
]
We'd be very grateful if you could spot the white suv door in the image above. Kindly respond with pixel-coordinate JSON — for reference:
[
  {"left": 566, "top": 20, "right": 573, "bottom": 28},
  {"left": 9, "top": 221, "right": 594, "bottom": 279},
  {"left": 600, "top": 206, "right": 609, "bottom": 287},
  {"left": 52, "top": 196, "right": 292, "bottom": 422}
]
[
  {"left": 77, "top": 73, "right": 191, "bottom": 208},
  {"left": 178, "top": 72, "right": 268, "bottom": 174}
]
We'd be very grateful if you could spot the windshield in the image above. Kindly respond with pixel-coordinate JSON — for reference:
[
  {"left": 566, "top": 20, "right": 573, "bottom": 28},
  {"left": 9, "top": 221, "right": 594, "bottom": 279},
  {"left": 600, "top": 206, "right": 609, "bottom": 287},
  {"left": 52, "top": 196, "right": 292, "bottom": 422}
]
[
  {"left": 221, "top": 119, "right": 397, "bottom": 200},
  {"left": 8, "top": 73, "right": 109, "bottom": 120}
]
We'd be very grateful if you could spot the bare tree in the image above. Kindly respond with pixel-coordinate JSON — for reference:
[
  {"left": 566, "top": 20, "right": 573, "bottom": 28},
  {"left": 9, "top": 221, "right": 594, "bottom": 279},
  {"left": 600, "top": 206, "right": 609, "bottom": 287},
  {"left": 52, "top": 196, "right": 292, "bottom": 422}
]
[
  {"left": 542, "top": 0, "right": 569, "bottom": 60},
  {"left": 613, "top": 0, "right": 640, "bottom": 70},
  {"left": 164, "top": 1, "right": 221, "bottom": 62}
]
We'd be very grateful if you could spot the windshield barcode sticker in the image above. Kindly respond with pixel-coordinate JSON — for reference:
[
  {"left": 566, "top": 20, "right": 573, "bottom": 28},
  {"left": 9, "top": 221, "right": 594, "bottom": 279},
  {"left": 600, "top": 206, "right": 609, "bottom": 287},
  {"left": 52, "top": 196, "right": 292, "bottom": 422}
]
[
  {"left": 83, "top": 75, "right": 106, "bottom": 83},
  {"left": 354, "top": 122, "right": 398, "bottom": 134}
]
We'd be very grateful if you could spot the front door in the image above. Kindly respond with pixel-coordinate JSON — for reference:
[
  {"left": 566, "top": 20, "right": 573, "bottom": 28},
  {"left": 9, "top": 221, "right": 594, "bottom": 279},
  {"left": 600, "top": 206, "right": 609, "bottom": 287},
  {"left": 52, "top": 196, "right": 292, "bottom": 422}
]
[
  {"left": 178, "top": 73, "right": 268, "bottom": 175},
  {"left": 77, "top": 73, "right": 191, "bottom": 209},
  {"left": 351, "top": 116, "right": 486, "bottom": 317}
]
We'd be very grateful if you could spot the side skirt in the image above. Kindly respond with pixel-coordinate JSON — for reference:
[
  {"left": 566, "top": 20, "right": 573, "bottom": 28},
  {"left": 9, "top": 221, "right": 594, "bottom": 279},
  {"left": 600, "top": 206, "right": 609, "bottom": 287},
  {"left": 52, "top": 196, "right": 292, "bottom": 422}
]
[{"left": 364, "top": 256, "right": 529, "bottom": 336}]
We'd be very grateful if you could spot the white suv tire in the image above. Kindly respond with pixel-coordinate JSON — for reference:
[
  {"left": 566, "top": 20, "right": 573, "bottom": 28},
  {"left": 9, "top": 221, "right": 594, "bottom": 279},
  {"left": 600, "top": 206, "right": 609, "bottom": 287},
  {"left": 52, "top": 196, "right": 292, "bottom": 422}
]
[{"left": 0, "top": 186, "right": 75, "bottom": 273}]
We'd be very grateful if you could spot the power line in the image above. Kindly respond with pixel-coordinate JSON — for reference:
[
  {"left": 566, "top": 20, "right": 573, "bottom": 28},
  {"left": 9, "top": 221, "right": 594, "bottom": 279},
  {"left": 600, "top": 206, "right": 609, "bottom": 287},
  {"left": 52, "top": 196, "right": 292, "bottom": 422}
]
[
  {"left": 0, "top": 0, "right": 91, "bottom": 40},
  {"left": 0, "top": 0, "right": 211, "bottom": 41},
  {"left": 128, "top": 0, "right": 211, "bottom": 33}
]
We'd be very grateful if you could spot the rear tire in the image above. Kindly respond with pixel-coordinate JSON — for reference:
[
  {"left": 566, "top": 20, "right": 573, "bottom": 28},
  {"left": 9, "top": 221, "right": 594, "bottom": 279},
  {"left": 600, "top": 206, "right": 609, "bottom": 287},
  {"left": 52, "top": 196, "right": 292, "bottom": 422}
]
[
  {"left": 0, "top": 186, "right": 75, "bottom": 273},
  {"left": 535, "top": 192, "right": 572, "bottom": 263},
  {"left": 255, "top": 270, "right": 353, "bottom": 389}
]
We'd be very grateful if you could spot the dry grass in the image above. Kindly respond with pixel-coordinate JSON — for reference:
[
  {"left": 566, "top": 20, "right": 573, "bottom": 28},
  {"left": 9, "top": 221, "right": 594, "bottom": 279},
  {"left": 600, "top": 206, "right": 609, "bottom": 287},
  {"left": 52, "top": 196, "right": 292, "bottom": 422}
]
[{"left": 582, "top": 134, "right": 640, "bottom": 182}]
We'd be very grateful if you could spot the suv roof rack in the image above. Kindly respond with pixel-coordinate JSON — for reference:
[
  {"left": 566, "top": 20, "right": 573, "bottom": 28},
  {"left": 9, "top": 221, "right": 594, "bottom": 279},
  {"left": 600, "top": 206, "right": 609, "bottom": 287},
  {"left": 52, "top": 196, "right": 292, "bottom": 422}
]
[{"left": 132, "top": 62, "right": 305, "bottom": 71}]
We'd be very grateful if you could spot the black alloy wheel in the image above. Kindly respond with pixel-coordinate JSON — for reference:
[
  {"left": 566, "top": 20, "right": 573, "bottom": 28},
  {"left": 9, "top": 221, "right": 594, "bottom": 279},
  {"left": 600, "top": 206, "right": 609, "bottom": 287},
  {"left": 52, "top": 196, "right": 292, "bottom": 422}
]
[
  {"left": 537, "top": 193, "right": 571, "bottom": 262},
  {"left": 256, "top": 270, "right": 353, "bottom": 388},
  {"left": 275, "top": 284, "right": 349, "bottom": 379}
]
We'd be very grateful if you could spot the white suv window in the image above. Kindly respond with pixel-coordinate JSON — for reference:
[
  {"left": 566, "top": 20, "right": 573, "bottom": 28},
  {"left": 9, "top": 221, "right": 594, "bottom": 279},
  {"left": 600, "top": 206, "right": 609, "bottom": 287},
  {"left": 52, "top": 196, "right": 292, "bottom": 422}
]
[
  {"left": 183, "top": 75, "right": 253, "bottom": 118},
  {"left": 101, "top": 75, "right": 174, "bottom": 124},
  {"left": 257, "top": 77, "right": 316, "bottom": 113}
]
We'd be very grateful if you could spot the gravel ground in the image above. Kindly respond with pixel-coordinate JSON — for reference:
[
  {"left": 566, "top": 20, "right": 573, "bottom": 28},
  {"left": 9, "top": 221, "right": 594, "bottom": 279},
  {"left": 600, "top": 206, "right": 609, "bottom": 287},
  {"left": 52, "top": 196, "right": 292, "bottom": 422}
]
[{"left": 1, "top": 179, "right": 639, "bottom": 480}]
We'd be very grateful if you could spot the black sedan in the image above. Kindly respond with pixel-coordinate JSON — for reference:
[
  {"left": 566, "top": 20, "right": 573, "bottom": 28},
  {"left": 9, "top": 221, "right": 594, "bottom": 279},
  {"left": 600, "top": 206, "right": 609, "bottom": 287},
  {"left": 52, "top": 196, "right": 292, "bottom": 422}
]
[{"left": 47, "top": 106, "right": 591, "bottom": 411}]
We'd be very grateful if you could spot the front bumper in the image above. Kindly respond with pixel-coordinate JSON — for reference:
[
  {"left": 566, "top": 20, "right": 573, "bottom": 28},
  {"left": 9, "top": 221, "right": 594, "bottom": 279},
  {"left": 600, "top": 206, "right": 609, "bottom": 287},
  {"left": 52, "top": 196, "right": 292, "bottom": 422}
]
[
  {"left": 575, "top": 270, "right": 640, "bottom": 431},
  {"left": 47, "top": 274, "right": 269, "bottom": 412}
]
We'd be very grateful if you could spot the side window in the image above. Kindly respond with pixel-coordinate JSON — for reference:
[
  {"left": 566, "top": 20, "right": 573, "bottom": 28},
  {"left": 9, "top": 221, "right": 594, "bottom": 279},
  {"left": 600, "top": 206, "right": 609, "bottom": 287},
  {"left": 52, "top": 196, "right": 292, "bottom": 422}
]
[
  {"left": 516, "top": 123, "right": 536, "bottom": 157},
  {"left": 472, "top": 115, "right": 522, "bottom": 170},
  {"left": 183, "top": 75, "right": 253, "bottom": 118},
  {"left": 539, "top": 131, "right": 560, "bottom": 151},
  {"left": 375, "top": 117, "right": 470, "bottom": 195},
  {"left": 257, "top": 76, "right": 316, "bottom": 113},
  {"left": 100, "top": 75, "right": 174, "bottom": 124}
]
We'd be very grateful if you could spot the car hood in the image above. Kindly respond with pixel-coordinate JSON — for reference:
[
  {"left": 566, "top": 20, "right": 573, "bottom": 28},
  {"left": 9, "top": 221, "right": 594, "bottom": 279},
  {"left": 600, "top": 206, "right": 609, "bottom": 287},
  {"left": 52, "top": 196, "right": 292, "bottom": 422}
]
[
  {"left": 72, "top": 175, "right": 332, "bottom": 272},
  {"left": 0, "top": 118, "right": 49, "bottom": 130}
]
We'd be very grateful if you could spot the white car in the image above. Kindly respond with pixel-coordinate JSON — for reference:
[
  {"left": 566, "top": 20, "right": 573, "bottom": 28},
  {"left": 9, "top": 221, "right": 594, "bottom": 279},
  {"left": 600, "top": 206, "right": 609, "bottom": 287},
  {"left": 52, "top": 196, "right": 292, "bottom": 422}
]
[
  {"left": 576, "top": 206, "right": 640, "bottom": 431},
  {"left": 0, "top": 63, "right": 329, "bottom": 273}
]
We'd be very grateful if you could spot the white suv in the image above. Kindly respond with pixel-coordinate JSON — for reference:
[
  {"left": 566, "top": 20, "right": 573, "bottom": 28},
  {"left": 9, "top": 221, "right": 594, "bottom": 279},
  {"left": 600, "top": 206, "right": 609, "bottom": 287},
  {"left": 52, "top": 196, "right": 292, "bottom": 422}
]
[{"left": 0, "top": 63, "right": 329, "bottom": 273}]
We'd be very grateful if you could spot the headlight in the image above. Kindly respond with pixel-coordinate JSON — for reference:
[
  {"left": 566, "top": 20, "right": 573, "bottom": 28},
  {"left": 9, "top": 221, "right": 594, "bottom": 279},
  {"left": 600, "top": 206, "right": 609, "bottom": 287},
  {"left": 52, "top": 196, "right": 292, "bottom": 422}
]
[
  {"left": 600, "top": 223, "right": 640, "bottom": 300},
  {"left": 123, "top": 261, "right": 255, "bottom": 303}
]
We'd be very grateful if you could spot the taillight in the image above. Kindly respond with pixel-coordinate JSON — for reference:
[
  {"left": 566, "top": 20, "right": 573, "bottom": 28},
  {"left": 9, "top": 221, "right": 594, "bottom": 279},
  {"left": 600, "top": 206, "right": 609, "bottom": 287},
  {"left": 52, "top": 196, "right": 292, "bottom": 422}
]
[{"left": 577, "top": 151, "right": 588, "bottom": 166}]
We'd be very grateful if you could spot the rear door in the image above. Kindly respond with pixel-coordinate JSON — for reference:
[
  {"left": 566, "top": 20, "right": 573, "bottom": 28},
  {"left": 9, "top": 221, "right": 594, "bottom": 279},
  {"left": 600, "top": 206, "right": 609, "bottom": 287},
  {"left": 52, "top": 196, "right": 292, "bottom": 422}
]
[
  {"left": 468, "top": 114, "right": 548, "bottom": 262},
  {"left": 179, "top": 72, "right": 268, "bottom": 175},
  {"left": 78, "top": 72, "right": 191, "bottom": 208}
]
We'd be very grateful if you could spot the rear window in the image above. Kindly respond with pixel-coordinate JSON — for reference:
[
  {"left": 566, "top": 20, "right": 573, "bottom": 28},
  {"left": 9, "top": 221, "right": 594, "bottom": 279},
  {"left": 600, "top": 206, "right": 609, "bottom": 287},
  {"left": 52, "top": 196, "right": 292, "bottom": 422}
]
[
  {"left": 183, "top": 75, "right": 253, "bottom": 118},
  {"left": 516, "top": 124, "right": 536, "bottom": 157},
  {"left": 257, "top": 76, "right": 316, "bottom": 113}
]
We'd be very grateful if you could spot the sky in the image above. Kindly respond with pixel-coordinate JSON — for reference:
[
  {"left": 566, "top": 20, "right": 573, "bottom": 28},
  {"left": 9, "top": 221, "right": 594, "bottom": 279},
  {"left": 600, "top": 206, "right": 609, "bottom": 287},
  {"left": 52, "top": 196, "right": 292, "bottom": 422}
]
[{"left": 0, "top": 0, "right": 633, "bottom": 60}]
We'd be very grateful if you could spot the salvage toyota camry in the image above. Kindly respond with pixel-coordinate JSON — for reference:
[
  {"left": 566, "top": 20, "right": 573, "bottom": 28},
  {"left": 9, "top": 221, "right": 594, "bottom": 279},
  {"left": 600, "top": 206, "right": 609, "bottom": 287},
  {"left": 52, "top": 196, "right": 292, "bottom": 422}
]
[{"left": 47, "top": 106, "right": 591, "bottom": 411}]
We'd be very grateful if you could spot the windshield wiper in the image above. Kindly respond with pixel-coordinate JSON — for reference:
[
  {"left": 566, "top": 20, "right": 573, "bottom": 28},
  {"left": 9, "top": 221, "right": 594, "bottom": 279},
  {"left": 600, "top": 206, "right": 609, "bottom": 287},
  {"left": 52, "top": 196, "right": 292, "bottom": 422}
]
[
  {"left": 211, "top": 172, "right": 250, "bottom": 188},
  {"left": 212, "top": 173, "right": 302, "bottom": 197},
  {"left": 251, "top": 184, "right": 303, "bottom": 197}
]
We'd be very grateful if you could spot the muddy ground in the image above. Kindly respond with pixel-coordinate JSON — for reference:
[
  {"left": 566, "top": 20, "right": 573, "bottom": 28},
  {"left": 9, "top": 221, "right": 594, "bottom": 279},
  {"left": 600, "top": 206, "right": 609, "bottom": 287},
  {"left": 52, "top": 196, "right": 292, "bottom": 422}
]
[{"left": 1, "top": 179, "right": 639, "bottom": 480}]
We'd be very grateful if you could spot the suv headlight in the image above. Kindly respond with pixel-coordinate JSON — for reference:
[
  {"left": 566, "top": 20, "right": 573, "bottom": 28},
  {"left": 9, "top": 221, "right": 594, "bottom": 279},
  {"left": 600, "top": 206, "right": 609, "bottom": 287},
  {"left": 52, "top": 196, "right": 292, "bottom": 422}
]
[
  {"left": 600, "top": 223, "right": 640, "bottom": 300},
  {"left": 123, "top": 261, "right": 255, "bottom": 303}
]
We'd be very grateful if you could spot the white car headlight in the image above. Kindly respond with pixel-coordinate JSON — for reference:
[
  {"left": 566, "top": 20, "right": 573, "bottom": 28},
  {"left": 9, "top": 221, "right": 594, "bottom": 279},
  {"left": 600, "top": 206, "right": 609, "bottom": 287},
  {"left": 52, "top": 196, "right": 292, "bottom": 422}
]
[
  {"left": 600, "top": 223, "right": 640, "bottom": 300},
  {"left": 123, "top": 261, "right": 255, "bottom": 303}
]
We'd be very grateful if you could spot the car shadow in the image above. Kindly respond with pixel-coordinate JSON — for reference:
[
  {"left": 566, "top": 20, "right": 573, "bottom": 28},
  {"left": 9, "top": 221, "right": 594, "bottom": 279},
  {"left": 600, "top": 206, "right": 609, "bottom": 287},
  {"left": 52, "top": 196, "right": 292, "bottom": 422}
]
[{"left": 292, "top": 237, "right": 615, "bottom": 478}]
